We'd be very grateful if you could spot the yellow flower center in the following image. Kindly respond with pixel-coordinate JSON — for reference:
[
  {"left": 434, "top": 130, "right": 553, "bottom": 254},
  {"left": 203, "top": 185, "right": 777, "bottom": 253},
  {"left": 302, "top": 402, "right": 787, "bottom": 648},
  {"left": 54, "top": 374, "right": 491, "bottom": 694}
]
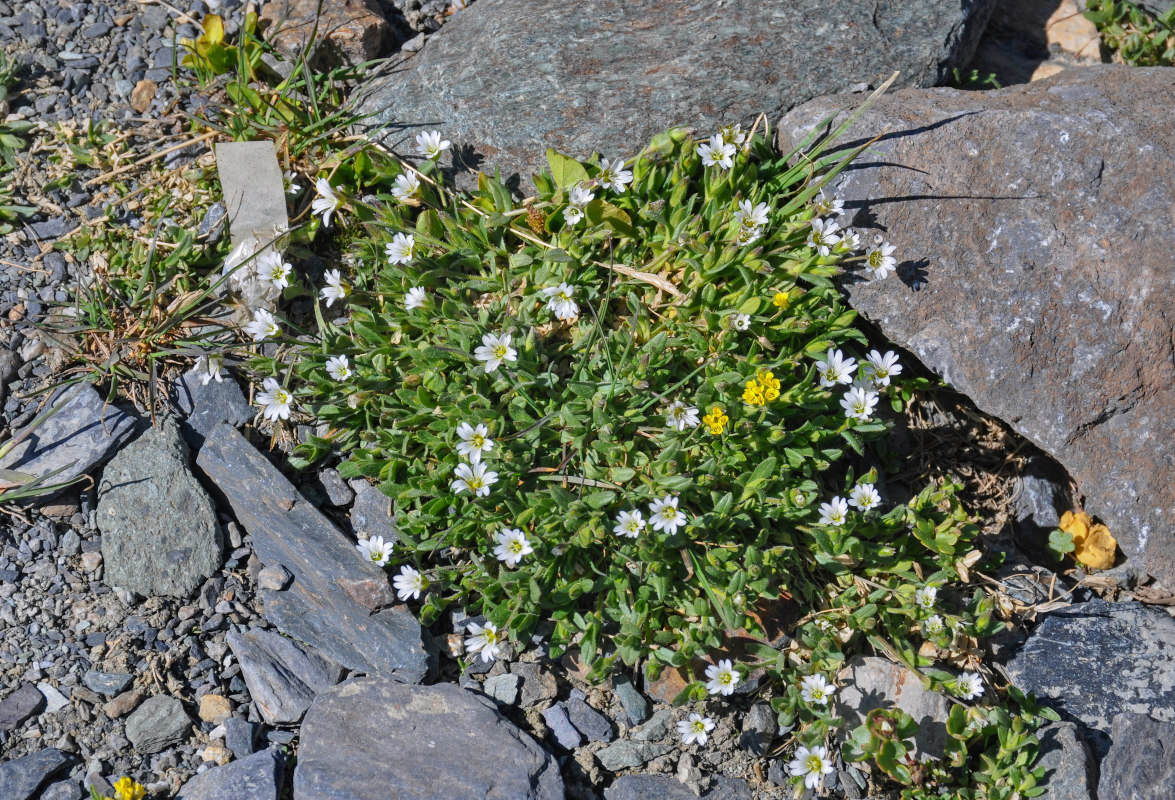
[
  {"left": 467, "top": 477, "right": 483, "bottom": 490},
  {"left": 806, "top": 754, "right": 824, "bottom": 772},
  {"left": 493, "top": 345, "right": 508, "bottom": 359},
  {"left": 471, "top": 434, "right": 485, "bottom": 448}
]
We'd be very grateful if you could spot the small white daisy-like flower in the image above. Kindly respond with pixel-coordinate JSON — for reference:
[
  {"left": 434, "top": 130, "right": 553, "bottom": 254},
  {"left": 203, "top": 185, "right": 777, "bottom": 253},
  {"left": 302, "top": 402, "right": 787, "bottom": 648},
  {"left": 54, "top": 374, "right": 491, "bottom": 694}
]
[
  {"left": 815, "top": 617, "right": 834, "bottom": 633},
  {"left": 729, "top": 313, "right": 751, "bottom": 331},
  {"left": 956, "top": 672, "right": 985, "bottom": 701},
  {"left": 807, "top": 217, "right": 841, "bottom": 257},
  {"left": 257, "top": 250, "right": 293, "bottom": 291},
  {"left": 838, "top": 227, "right": 862, "bottom": 251},
  {"left": 465, "top": 621, "right": 504, "bottom": 662},
  {"left": 405, "top": 286, "right": 426, "bottom": 311},
  {"left": 678, "top": 713, "right": 716, "bottom": 746},
  {"left": 194, "top": 353, "right": 225, "bottom": 385},
  {"left": 244, "top": 308, "right": 281, "bottom": 342},
  {"left": 355, "top": 534, "right": 392, "bottom": 566},
  {"left": 456, "top": 422, "right": 494, "bottom": 462},
  {"left": 597, "top": 156, "right": 633, "bottom": 193},
  {"left": 841, "top": 386, "right": 879, "bottom": 421},
  {"left": 816, "top": 348, "right": 857, "bottom": 387},
  {"left": 450, "top": 461, "right": 499, "bottom": 497},
  {"left": 494, "top": 527, "right": 534, "bottom": 567},
  {"left": 325, "top": 354, "right": 352, "bottom": 382},
  {"left": 473, "top": 332, "right": 517, "bottom": 373},
  {"left": 393, "top": 565, "right": 429, "bottom": 601},
  {"left": 818, "top": 496, "right": 849, "bottom": 526},
  {"left": 849, "top": 483, "right": 881, "bottom": 512},
  {"left": 719, "top": 122, "right": 747, "bottom": 147},
  {"left": 320, "top": 269, "right": 351, "bottom": 308},
  {"left": 698, "top": 133, "right": 736, "bottom": 170},
  {"left": 922, "top": 614, "right": 946, "bottom": 636},
  {"left": 800, "top": 674, "right": 836, "bottom": 705},
  {"left": 385, "top": 232, "right": 415, "bottom": 265},
  {"left": 914, "top": 585, "right": 938, "bottom": 610},
  {"left": 704, "top": 659, "right": 741, "bottom": 696},
  {"left": 648, "top": 495, "right": 687, "bottom": 535},
  {"left": 542, "top": 283, "right": 579, "bottom": 321},
  {"left": 664, "top": 401, "right": 700, "bottom": 432},
  {"left": 256, "top": 377, "right": 293, "bottom": 422},
  {"left": 733, "top": 199, "right": 769, "bottom": 230},
  {"left": 814, "top": 190, "right": 845, "bottom": 218},
  {"left": 415, "top": 130, "right": 451, "bottom": 160},
  {"left": 863, "top": 349, "right": 903, "bottom": 386},
  {"left": 613, "top": 509, "right": 646, "bottom": 538},
  {"left": 284, "top": 170, "right": 300, "bottom": 195},
  {"left": 789, "top": 745, "right": 835, "bottom": 790},
  {"left": 735, "top": 225, "right": 762, "bottom": 247},
  {"left": 312, "top": 177, "right": 342, "bottom": 227},
  {"left": 865, "top": 242, "right": 898, "bottom": 280},
  {"left": 392, "top": 171, "right": 421, "bottom": 203},
  {"left": 564, "top": 184, "right": 594, "bottom": 225}
]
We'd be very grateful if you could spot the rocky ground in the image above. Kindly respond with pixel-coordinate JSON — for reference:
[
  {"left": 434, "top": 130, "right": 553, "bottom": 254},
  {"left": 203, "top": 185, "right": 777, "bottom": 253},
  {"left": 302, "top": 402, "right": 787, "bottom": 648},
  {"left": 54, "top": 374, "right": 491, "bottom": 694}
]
[{"left": 3, "top": 0, "right": 1175, "bottom": 798}]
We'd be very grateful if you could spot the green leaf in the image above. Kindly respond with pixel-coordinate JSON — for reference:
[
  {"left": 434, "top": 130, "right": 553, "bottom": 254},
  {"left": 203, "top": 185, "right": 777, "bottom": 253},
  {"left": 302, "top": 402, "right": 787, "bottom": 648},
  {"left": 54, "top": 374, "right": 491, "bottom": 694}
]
[{"left": 546, "top": 149, "right": 589, "bottom": 190}]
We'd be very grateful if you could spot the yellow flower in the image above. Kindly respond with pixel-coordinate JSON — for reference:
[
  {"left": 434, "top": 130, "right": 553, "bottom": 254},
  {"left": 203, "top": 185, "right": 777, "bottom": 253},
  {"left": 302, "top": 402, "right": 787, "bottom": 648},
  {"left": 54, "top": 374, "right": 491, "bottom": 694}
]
[
  {"left": 113, "top": 777, "right": 146, "bottom": 800},
  {"left": 772, "top": 291, "right": 790, "bottom": 309},
  {"left": 702, "top": 406, "right": 728, "bottom": 435},
  {"left": 1059, "top": 510, "right": 1117, "bottom": 570},
  {"left": 742, "top": 380, "right": 766, "bottom": 406}
]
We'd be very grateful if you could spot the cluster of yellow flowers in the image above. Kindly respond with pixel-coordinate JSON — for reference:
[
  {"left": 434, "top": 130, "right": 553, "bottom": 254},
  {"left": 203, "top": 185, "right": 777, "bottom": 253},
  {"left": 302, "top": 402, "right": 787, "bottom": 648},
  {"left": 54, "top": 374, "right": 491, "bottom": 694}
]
[
  {"left": 742, "top": 370, "right": 781, "bottom": 406},
  {"left": 701, "top": 405, "right": 728, "bottom": 435},
  {"left": 102, "top": 777, "right": 146, "bottom": 800}
]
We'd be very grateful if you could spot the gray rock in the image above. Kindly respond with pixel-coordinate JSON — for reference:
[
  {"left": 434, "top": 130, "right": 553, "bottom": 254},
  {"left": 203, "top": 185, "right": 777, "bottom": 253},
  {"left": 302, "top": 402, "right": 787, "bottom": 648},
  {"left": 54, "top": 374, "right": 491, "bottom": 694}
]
[
  {"left": 565, "top": 690, "right": 612, "bottom": 743},
  {"left": 361, "top": 0, "right": 995, "bottom": 189},
  {"left": 214, "top": 141, "right": 289, "bottom": 308},
  {"left": 1098, "top": 714, "right": 1175, "bottom": 800},
  {"left": 312, "top": 469, "right": 354, "bottom": 507},
  {"left": 223, "top": 717, "right": 258, "bottom": 760},
  {"left": 739, "top": 702, "right": 776, "bottom": 755},
  {"left": 37, "top": 683, "right": 70, "bottom": 712},
  {"left": 595, "top": 739, "right": 676, "bottom": 772},
  {"left": 173, "top": 366, "right": 253, "bottom": 450},
  {"left": 613, "top": 674, "right": 650, "bottom": 725},
  {"left": 0, "top": 683, "right": 46, "bottom": 731},
  {"left": 836, "top": 656, "right": 950, "bottom": 759},
  {"left": 39, "top": 779, "right": 83, "bottom": 800},
  {"left": 1035, "top": 722, "right": 1095, "bottom": 800},
  {"left": 0, "top": 748, "right": 71, "bottom": 800},
  {"left": 483, "top": 673, "right": 521, "bottom": 705},
  {"left": 83, "top": 671, "right": 134, "bottom": 696},
  {"left": 348, "top": 481, "right": 398, "bottom": 545},
  {"left": 630, "top": 708, "right": 674, "bottom": 743},
  {"left": 510, "top": 661, "right": 558, "bottom": 708},
  {"left": 0, "top": 384, "right": 136, "bottom": 502},
  {"left": 1006, "top": 599, "right": 1175, "bottom": 757},
  {"left": 196, "top": 201, "right": 227, "bottom": 243},
  {"left": 541, "top": 703, "right": 582, "bottom": 750},
  {"left": 296, "top": 678, "right": 563, "bottom": 800},
  {"left": 98, "top": 417, "right": 222, "bottom": 598},
  {"left": 1009, "top": 455, "right": 1072, "bottom": 557},
  {"left": 226, "top": 628, "right": 345, "bottom": 725},
  {"left": 60, "top": 530, "right": 81, "bottom": 556},
  {"left": 256, "top": 565, "right": 291, "bottom": 592},
  {"left": 177, "top": 748, "right": 284, "bottom": 800},
  {"left": 124, "top": 695, "right": 192, "bottom": 754},
  {"left": 605, "top": 775, "right": 754, "bottom": 800},
  {"left": 197, "top": 424, "right": 433, "bottom": 681},
  {"left": 776, "top": 66, "right": 1175, "bottom": 587}
]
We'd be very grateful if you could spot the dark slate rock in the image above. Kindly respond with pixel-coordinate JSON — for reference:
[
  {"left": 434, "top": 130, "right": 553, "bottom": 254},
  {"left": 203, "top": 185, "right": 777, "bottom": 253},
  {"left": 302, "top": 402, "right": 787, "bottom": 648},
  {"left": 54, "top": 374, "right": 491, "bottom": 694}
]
[
  {"left": 196, "top": 201, "right": 227, "bottom": 243},
  {"left": 97, "top": 417, "right": 222, "bottom": 598},
  {"left": 1035, "top": 722, "right": 1095, "bottom": 800},
  {"left": 296, "top": 678, "right": 563, "bottom": 800},
  {"left": 595, "top": 738, "right": 675, "bottom": 772},
  {"left": 1006, "top": 599, "right": 1175, "bottom": 758},
  {"left": 197, "top": 424, "right": 433, "bottom": 681},
  {"left": 613, "top": 674, "right": 650, "bottom": 725},
  {"left": 605, "top": 775, "right": 754, "bottom": 800},
  {"left": 541, "top": 703, "right": 582, "bottom": 750},
  {"left": 0, "top": 748, "right": 71, "bottom": 800},
  {"left": 173, "top": 366, "right": 253, "bottom": 450},
  {"left": 28, "top": 217, "right": 78, "bottom": 240},
  {"left": 1098, "top": 714, "right": 1175, "bottom": 800},
  {"left": 510, "top": 661, "right": 558, "bottom": 708},
  {"left": 176, "top": 748, "right": 284, "bottom": 800},
  {"left": 361, "top": 0, "right": 996, "bottom": 188},
  {"left": 777, "top": 66, "right": 1175, "bottom": 587},
  {"left": 223, "top": 717, "right": 258, "bottom": 760},
  {"left": 1009, "top": 454, "right": 1071, "bottom": 557},
  {"left": 226, "top": 628, "right": 344, "bottom": 725},
  {"left": 348, "top": 480, "right": 398, "bottom": 545},
  {"left": 82, "top": 670, "right": 134, "bottom": 696},
  {"left": 39, "top": 779, "right": 83, "bottom": 800},
  {"left": 0, "top": 683, "right": 46, "bottom": 731},
  {"left": 565, "top": 690, "right": 612, "bottom": 743},
  {"left": 124, "top": 695, "right": 192, "bottom": 754},
  {"left": 739, "top": 702, "right": 776, "bottom": 756},
  {"left": 0, "top": 384, "right": 136, "bottom": 502}
]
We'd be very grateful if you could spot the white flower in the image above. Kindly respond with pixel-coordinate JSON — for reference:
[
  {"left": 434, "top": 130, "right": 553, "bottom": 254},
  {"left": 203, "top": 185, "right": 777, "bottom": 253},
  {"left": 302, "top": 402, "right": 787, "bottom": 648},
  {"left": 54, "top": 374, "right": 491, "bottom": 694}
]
[
  {"left": 815, "top": 617, "right": 834, "bottom": 633},
  {"left": 392, "top": 171, "right": 420, "bottom": 203},
  {"left": 719, "top": 123, "right": 747, "bottom": 147},
  {"left": 841, "top": 386, "right": 879, "bottom": 421},
  {"left": 698, "top": 133, "right": 736, "bottom": 170},
  {"left": 256, "top": 250, "right": 293, "bottom": 291},
  {"left": 355, "top": 535, "right": 392, "bottom": 566},
  {"left": 729, "top": 313, "right": 751, "bottom": 331},
  {"left": 194, "top": 353, "right": 225, "bottom": 385},
  {"left": 244, "top": 309, "right": 281, "bottom": 342},
  {"left": 284, "top": 170, "right": 300, "bottom": 195},
  {"left": 800, "top": 674, "right": 836, "bottom": 705},
  {"left": 325, "top": 354, "right": 352, "bottom": 382},
  {"left": 816, "top": 348, "right": 857, "bottom": 387},
  {"left": 818, "top": 496, "right": 848, "bottom": 526},
  {"left": 814, "top": 190, "right": 845, "bottom": 218},
  {"left": 415, "top": 130, "right": 451, "bottom": 160},
  {"left": 664, "top": 401, "right": 700, "bottom": 432},
  {"left": 597, "top": 156, "right": 633, "bottom": 192},
  {"left": 312, "top": 177, "right": 342, "bottom": 227},
  {"left": 564, "top": 184, "right": 594, "bottom": 225},
  {"left": 465, "top": 621, "right": 503, "bottom": 663},
  {"left": 789, "top": 745, "right": 834, "bottom": 790},
  {"left": 863, "top": 349, "right": 903, "bottom": 387},
  {"left": 320, "top": 269, "right": 351, "bottom": 308},
  {"left": 807, "top": 217, "right": 841, "bottom": 257},
  {"left": 393, "top": 565, "right": 429, "bottom": 601},
  {"left": 473, "top": 332, "right": 517, "bottom": 373},
  {"left": 256, "top": 377, "right": 293, "bottom": 421},
  {"left": 839, "top": 227, "right": 861, "bottom": 251},
  {"left": 922, "top": 615, "right": 945, "bottom": 636},
  {"left": 450, "top": 461, "right": 499, "bottom": 497},
  {"left": 956, "top": 671, "right": 985, "bottom": 701},
  {"left": 494, "top": 527, "right": 533, "bottom": 567},
  {"left": 735, "top": 225, "right": 762, "bottom": 247},
  {"left": 456, "top": 422, "right": 494, "bottom": 461},
  {"left": 542, "top": 283, "right": 579, "bottom": 321},
  {"left": 613, "top": 509, "right": 646, "bottom": 538},
  {"left": 385, "top": 232, "right": 415, "bottom": 265},
  {"left": 678, "top": 713, "right": 715, "bottom": 746},
  {"left": 405, "top": 286, "right": 426, "bottom": 311},
  {"left": 915, "top": 585, "right": 938, "bottom": 610},
  {"left": 733, "top": 200, "right": 769, "bottom": 230},
  {"left": 704, "top": 659, "right": 740, "bottom": 696},
  {"left": 849, "top": 483, "right": 881, "bottom": 512},
  {"left": 865, "top": 241, "right": 897, "bottom": 280},
  {"left": 648, "top": 495, "right": 687, "bottom": 535}
]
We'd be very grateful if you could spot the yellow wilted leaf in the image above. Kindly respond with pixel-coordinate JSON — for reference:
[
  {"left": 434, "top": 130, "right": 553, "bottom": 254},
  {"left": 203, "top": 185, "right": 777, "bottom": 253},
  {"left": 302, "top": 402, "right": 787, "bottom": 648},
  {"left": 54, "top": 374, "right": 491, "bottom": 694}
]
[
  {"left": 202, "top": 14, "right": 225, "bottom": 46},
  {"left": 1075, "top": 523, "right": 1117, "bottom": 570},
  {"left": 1059, "top": 510, "right": 1092, "bottom": 543}
]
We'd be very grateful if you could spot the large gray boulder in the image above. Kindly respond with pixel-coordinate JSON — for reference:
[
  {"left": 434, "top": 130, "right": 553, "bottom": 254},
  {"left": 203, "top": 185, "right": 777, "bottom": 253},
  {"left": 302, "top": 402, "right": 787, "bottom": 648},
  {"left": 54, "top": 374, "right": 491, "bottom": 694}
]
[
  {"left": 1097, "top": 714, "right": 1175, "bottom": 800},
  {"left": 360, "top": 0, "right": 997, "bottom": 186},
  {"left": 777, "top": 66, "right": 1175, "bottom": 586},
  {"left": 97, "top": 416, "right": 222, "bottom": 598}
]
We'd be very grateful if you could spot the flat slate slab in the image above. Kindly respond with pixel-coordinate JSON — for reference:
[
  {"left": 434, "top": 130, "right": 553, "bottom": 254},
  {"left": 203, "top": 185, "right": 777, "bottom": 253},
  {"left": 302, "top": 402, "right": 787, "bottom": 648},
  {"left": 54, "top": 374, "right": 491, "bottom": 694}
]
[
  {"left": 226, "top": 628, "right": 344, "bottom": 725},
  {"left": 176, "top": 748, "right": 284, "bottom": 800},
  {"left": 605, "top": 775, "right": 754, "bottom": 800},
  {"left": 1097, "top": 714, "right": 1175, "bottom": 800},
  {"left": 196, "top": 423, "right": 433, "bottom": 681},
  {"left": 360, "top": 0, "right": 996, "bottom": 186},
  {"left": 0, "top": 748, "right": 71, "bottom": 800}
]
